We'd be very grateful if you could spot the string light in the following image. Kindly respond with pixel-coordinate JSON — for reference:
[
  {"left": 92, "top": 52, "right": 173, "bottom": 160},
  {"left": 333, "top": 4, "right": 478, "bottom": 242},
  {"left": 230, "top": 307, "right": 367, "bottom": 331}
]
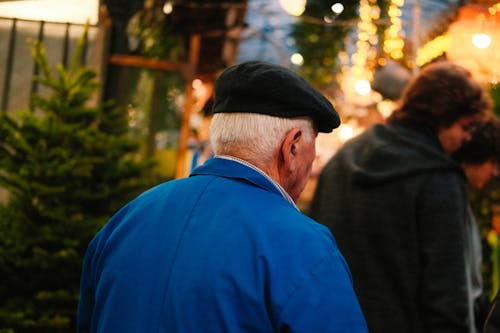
[
  {"left": 472, "top": 33, "right": 491, "bottom": 48},
  {"left": 331, "top": 3, "right": 344, "bottom": 15},
  {"left": 278, "top": 0, "right": 306, "bottom": 16},
  {"left": 489, "top": 2, "right": 500, "bottom": 15},
  {"left": 163, "top": 1, "right": 173, "bottom": 14},
  {"left": 191, "top": 78, "right": 203, "bottom": 90},
  {"left": 339, "top": 124, "right": 354, "bottom": 141},
  {"left": 348, "top": 0, "right": 380, "bottom": 94},
  {"left": 290, "top": 53, "right": 304, "bottom": 65},
  {"left": 354, "top": 79, "right": 371, "bottom": 95},
  {"left": 383, "top": 0, "right": 405, "bottom": 59},
  {"left": 444, "top": 3, "right": 500, "bottom": 83},
  {"left": 161, "top": 1, "right": 247, "bottom": 11},
  {"left": 416, "top": 34, "right": 449, "bottom": 66}
]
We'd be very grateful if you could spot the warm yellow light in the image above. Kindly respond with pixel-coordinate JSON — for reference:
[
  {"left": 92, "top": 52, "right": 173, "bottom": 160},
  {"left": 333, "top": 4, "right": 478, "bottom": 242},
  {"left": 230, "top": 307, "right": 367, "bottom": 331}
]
[
  {"left": 377, "top": 100, "right": 396, "bottom": 118},
  {"left": 278, "top": 0, "right": 306, "bottom": 16},
  {"left": 370, "top": 6, "right": 381, "bottom": 19},
  {"left": 162, "top": 1, "right": 173, "bottom": 15},
  {"left": 0, "top": 0, "right": 99, "bottom": 24},
  {"left": 390, "top": 49, "right": 404, "bottom": 59},
  {"left": 331, "top": 3, "right": 344, "bottom": 14},
  {"left": 192, "top": 79, "right": 203, "bottom": 90},
  {"left": 358, "top": 32, "right": 370, "bottom": 41},
  {"left": 339, "top": 124, "right": 354, "bottom": 141},
  {"left": 416, "top": 34, "right": 449, "bottom": 66},
  {"left": 472, "top": 33, "right": 492, "bottom": 49},
  {"left": 348, "top": 0, "right": 379, "bottom": 96},
  {"left": 489, "top": 3, "right": 500, "bottom": 15},
  {"left": 383, "top": 0, "right": 405, "bottom": 60},
  {"left": 290, "top": 53, "right": 304, "bottom": 66},
  {"left": 354, "top": 79, "right": 371, "bottom": 95},
  {"left": 388, "top": 6, "right": 402, "bottom": 17}
]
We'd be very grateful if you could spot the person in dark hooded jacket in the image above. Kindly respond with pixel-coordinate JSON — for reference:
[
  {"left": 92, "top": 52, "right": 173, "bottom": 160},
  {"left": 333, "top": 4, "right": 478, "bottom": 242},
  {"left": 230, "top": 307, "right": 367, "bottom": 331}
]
[
  {"left": 453, "top": 118, "right": 500, "bottom": 332},
  {"left": 309, "top": 61, "right": 492, "bottom": 333}
]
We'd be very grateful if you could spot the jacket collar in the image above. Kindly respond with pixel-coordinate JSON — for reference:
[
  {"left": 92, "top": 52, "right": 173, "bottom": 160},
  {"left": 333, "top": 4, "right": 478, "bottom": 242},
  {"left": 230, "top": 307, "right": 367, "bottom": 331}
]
[{"left": 190, "top": 156, "right": 297, "bottom": 209}]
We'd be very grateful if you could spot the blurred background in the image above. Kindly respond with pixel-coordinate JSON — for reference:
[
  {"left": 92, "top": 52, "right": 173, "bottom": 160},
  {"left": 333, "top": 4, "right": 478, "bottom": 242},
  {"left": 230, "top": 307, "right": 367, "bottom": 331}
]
[{"left": 1, "top": 0, "right": 500, "bottom": 331}]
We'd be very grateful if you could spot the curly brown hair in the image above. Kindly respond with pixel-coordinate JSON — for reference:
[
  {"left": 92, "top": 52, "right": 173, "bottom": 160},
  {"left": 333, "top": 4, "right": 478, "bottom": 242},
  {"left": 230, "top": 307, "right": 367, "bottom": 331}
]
[
  {"left": 453, "top": 118, "right": 500, "bottom": 165},
  {"left": 388, "top": 61, "right": 492, "bottom": 131}
]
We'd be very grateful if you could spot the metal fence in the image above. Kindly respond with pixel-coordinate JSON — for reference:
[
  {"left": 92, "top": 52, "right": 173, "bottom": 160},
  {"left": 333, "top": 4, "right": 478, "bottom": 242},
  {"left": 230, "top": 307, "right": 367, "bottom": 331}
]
[{"left": 0, "top": 17, "right": 98, "bottom": 113}]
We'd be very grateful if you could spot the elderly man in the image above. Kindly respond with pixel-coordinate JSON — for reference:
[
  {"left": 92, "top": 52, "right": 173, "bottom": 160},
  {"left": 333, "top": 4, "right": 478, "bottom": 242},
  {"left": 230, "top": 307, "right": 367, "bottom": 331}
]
[{"left": 77, "top": 61, "right": 368, "bottom": 332}]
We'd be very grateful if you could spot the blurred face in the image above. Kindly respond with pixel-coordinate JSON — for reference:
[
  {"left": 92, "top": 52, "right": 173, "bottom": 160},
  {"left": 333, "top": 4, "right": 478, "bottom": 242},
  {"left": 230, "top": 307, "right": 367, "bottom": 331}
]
[
  {"left": 463, "top": 160, "right": 499, "bottom": 190},
  {"left": 438, "top": 116, "right": 476, "bottom": 155}
]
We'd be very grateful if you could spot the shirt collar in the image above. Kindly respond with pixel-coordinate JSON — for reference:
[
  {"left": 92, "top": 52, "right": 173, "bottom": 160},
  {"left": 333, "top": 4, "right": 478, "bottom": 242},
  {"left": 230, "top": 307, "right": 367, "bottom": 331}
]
[{"left": 212, "top": 155, "right": 298, "bottom": 209}]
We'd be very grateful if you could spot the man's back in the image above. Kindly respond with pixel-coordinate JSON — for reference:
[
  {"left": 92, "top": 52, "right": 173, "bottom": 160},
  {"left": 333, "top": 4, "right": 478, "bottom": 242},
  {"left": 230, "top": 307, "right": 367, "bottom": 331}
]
[{"left": 78, "top": 158, "right": 367, "bottom": 332}]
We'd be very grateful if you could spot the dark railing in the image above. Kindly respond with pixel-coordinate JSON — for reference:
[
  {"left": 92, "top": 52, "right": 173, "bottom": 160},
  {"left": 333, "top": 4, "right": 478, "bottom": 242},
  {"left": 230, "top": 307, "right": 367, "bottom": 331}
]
[
  {"left": 0, "top": 15, "right": 202, "bottom": 179},
  {"left": 0, "top": 17, "right": 91, "bottom": 113}
]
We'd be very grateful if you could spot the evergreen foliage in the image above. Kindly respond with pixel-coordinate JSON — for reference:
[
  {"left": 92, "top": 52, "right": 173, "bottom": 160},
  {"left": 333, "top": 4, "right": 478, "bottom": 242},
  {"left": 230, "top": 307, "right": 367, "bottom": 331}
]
[
  {"left": 291, "top": 0, "right": 360, "bottom": 88},
  {"left": 0, "top": 28, "right": 155, "bottom": 332},
  {"left": 291, "top": 0, "right": 392, "bottom": 89}
]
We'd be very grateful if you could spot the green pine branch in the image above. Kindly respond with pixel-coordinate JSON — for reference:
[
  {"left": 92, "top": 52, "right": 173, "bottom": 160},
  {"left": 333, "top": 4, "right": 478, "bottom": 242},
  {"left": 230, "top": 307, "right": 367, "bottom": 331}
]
[{"left": 0, "top": 25, "right": 155, "bottom": 332}]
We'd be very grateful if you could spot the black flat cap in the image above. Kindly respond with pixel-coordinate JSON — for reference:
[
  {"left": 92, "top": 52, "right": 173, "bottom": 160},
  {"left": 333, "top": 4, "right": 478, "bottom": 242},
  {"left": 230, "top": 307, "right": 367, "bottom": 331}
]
[{"left": 212, "top": 61, "right": 340, "bottom": 133}]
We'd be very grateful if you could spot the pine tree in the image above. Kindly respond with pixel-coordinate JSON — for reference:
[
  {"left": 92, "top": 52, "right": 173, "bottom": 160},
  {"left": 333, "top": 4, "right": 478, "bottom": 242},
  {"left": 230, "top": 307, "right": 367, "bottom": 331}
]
[{"left": 0, "top": 27, "right": 155, "bottom": 332}]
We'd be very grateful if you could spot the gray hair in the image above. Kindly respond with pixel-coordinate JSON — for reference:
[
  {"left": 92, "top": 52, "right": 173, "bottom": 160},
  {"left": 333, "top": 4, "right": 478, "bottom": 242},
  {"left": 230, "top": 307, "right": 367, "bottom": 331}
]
[{"left": 209, "top": 113, "right": 316, "bottom": 165}]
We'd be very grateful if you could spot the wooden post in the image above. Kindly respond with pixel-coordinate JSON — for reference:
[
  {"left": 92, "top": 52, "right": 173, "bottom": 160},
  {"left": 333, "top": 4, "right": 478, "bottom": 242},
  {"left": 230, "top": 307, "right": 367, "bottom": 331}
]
[{"left": 175, "top": 33, "right": 201, "bottom": 179}]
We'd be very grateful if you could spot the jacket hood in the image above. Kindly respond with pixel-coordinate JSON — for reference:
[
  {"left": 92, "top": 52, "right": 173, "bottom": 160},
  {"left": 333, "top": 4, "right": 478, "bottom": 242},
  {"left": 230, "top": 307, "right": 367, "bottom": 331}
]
[{"left": 340, "top": 123, "right": 463, "bottom": 187}]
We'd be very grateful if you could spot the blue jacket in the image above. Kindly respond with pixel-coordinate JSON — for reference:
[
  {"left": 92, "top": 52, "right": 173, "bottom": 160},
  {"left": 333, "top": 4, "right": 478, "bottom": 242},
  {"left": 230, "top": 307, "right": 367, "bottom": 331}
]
[{"left": 78, "top": 157, "right": 367, "bottom": 332}]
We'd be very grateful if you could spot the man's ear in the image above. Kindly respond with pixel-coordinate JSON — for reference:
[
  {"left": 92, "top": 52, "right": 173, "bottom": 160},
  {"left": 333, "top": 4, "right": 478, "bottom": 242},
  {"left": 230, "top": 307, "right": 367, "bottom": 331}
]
[{"left": 280, "top": 128, "right": 302, "bottom": 170}]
